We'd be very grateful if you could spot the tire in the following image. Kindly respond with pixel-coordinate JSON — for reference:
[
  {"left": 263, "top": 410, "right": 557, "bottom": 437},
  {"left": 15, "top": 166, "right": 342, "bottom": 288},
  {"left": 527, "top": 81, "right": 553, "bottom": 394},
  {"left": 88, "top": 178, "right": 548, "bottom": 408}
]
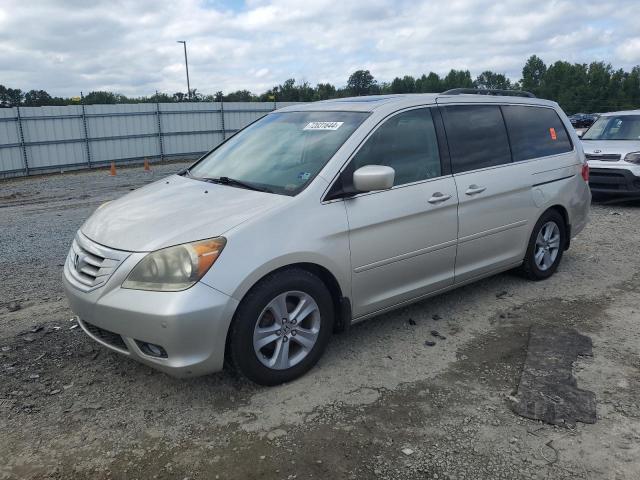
[
  {"left": 227, "top": 268, "right": 334, "bottom": 386},
  {"left": 519, "top": 209, "right": 566, "bottom": 281}
]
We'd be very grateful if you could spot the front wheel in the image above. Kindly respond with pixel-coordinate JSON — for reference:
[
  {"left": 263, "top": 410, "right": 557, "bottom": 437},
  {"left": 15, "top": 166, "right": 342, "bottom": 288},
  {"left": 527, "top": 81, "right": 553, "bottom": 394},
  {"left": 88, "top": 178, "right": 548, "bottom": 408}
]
[
  {"left": 228, "top": 269, "right": 334, "bottom": 385},
  {"left": 519, "top": 210, "right": 566, "bottom": 281}
]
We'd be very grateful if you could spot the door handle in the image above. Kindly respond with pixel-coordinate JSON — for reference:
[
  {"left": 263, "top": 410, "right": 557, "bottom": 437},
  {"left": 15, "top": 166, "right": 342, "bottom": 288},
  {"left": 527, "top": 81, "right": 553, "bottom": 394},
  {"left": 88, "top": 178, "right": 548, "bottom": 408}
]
[
  {"left": 428, "top": 192, "right": 451, "bottom": 204},
  {"left": 465, "top": 184, "right": 487, "bottom": 196}
]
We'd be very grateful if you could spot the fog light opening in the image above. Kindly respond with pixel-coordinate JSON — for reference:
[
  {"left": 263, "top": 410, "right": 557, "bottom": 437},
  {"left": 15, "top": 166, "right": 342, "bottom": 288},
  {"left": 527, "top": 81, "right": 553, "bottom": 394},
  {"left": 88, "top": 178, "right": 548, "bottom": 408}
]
[{"left": 136, "top": 340, "right": 168, "bottom": 358}]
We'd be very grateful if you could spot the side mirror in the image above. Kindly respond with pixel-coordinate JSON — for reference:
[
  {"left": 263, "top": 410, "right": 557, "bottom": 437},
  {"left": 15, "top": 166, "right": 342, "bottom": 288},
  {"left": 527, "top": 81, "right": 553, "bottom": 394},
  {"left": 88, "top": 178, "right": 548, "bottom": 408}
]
[{"left": 353, "top": 165, "right": 395, "bottom": 192}]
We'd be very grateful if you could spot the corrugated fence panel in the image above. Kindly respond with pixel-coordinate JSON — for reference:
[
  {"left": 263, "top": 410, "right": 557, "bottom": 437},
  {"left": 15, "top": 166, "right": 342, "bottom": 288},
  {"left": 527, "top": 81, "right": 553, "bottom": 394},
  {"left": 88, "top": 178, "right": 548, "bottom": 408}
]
[
  {"left": 27, "top": 142, "right": 87, "bottom": 170},
  {"left": 90, "top": 137, "right": 159, "bottom": 163},
  {"left": 0, "top": 109, "right": 25, "bottom": 175},
  {"left": 87, "top": 104, "right": 158, "bottom": 139},
  {"left": 0, "top": 147, "right": 23, "bottom": 174},
  {"left": 163, "top": 132, "right": 224, "bottom": 156},
  {"left": 160, "top": 102, "right": 222, "bottom": 136},
  {"left": 224, "top": 102, "right": 273, "bottom": 131},
  {"left": 18, "top": 106, "right": 87, "bottom": 170},
  {"left": 1, "top": 102, "right": 303, "bottom": 177}
]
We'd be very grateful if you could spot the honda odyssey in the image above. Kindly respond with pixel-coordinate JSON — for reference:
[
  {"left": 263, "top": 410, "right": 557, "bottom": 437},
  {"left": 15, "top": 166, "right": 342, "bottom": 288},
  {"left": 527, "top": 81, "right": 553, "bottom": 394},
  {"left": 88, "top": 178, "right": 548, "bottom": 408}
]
[{"left": 63, "top": 90, "right": 591, "bottom": 385}]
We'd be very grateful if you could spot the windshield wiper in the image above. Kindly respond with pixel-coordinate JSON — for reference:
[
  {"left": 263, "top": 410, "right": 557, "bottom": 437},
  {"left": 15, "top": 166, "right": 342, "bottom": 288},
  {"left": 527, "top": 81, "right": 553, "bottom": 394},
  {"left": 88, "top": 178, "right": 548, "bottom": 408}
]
[{"left": 201, "top": 176, "right": 273, "bottom": 193}]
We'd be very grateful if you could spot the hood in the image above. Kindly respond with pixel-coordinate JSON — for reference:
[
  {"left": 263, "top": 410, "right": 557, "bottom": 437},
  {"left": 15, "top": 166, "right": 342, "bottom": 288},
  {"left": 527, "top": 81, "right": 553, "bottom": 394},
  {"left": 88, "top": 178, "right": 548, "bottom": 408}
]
[
  {"left": 81, "top": 175, "right": 290, "bottom": 251},
  {"left": 581, "top": 139, "right": 640, "bottom": 156}
]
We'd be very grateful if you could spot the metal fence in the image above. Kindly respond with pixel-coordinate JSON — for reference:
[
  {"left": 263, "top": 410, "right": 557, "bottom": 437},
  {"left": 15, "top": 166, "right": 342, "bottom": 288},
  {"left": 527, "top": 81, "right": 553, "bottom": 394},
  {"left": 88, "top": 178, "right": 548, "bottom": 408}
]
[{"left": 0, "top": 101, "right": 301, "bottom": 178}]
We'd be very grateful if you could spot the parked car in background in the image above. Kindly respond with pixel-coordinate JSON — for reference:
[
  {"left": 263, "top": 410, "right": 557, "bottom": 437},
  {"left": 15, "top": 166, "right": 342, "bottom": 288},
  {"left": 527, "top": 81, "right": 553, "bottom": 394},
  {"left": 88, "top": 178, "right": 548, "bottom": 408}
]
[
  {"left": 63, "top": 90, "right": 591, "bottom": 385},
  {"left": 581, "top": 110, "right": 640, "bottom": 197},
  {"left": 569, "top": 113, "right": 598, "bottom": 129}
]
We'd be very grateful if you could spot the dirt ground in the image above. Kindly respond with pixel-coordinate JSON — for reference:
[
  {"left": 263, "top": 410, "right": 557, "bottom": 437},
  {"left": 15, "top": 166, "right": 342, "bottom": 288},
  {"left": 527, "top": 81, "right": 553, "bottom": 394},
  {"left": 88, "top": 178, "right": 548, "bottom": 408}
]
[{"left": 1, "top": 163, "right": 639, "bottom": 480}]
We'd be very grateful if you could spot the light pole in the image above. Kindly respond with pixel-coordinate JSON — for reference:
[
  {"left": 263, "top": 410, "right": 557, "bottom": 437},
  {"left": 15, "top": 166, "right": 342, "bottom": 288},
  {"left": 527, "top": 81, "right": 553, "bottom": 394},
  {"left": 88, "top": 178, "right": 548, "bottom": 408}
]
[{"left": 177, "top": 40, "right": 191, "bottom": 100}]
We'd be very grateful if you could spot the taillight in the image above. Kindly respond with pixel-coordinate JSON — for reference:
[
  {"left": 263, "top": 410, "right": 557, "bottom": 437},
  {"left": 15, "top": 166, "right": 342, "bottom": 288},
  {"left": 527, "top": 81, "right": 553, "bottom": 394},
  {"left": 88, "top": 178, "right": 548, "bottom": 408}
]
[{"left": 581, "top": 163, "right": 589, "bottom": 182}]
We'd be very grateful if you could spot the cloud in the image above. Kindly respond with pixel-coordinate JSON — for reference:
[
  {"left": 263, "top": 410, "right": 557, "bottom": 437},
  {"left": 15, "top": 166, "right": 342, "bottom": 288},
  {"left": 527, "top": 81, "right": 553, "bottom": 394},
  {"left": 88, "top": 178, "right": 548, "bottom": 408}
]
[{"left": 0, "top": 0, "right": 638, "bottom": 97}]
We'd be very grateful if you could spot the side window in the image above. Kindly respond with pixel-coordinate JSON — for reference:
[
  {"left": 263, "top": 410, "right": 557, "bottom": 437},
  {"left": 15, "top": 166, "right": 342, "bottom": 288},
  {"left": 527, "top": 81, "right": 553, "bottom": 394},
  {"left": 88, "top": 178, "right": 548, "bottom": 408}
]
[
  {"left": 502, "top": 105, "right": 572, "bottom": 161},
  {"left": 441, "top": 105, "right": 512, "bottom": 174},
  {"left": 351, "top": 108, "right": 441, "bottom": 186}
]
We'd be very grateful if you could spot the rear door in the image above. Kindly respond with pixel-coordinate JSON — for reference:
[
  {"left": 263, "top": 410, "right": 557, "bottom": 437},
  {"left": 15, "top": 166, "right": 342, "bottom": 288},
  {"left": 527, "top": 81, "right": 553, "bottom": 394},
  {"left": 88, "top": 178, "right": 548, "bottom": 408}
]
[
  {"left": 440, "top": 104, "right": 535, "bottom": 282},
  {"left": 340, "top": 107, "right": 459, "bottom": 317}
]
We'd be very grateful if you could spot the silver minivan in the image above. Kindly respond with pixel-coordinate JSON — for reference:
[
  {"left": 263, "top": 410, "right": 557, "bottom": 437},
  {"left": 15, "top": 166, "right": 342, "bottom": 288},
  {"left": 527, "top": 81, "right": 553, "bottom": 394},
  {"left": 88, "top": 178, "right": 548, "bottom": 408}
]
[{"left": 63, "top": 90, "right": 591, "bottom": 385}]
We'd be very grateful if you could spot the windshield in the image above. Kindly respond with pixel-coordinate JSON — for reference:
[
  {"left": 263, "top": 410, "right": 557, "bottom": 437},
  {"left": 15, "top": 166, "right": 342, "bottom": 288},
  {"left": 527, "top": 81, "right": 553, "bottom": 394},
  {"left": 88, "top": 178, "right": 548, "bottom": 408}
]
[
  {"left": 582, "top": 115, "right": 640, "bottom": 140},
  {"left": 189, "top": 111, "right": 369, "bottom": 195}
]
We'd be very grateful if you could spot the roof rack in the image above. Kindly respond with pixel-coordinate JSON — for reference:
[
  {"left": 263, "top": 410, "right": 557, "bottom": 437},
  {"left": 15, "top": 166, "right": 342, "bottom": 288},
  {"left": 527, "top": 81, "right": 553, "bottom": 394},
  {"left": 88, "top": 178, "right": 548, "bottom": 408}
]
[{"left": 441, "top": 88, "right": 536, "bottom": 98}]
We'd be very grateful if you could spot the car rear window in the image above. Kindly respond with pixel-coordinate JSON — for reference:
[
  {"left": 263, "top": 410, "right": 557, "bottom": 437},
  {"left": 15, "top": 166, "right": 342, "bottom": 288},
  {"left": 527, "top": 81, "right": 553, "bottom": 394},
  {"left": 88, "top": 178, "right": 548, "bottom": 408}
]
[
  {"left": 501, "top": 105, "right": 572, "bottom": 161},
  {"left": 441, "top": 105, "right": 512, "bottom": 174}
]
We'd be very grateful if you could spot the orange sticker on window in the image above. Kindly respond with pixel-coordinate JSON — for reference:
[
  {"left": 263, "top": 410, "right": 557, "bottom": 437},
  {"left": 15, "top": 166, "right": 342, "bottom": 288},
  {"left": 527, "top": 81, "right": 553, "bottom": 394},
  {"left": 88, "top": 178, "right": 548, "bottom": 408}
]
[{"left": 549, "top": 127, "right": 557, "bottom": 140}]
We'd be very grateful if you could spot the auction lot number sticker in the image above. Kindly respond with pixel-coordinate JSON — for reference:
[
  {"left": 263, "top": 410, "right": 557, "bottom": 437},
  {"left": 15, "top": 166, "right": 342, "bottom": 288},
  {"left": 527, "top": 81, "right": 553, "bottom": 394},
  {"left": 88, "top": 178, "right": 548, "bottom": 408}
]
[{"left": 304, "top": 121, "right": 344, "bottom": 131}]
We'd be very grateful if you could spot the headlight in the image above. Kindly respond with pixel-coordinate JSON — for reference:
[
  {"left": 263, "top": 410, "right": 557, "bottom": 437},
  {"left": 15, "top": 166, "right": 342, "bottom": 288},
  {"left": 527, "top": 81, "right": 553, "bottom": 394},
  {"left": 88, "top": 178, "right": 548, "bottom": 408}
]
[
  {"left": 623, "top": 152, "right": 640, "bottom": 164},
  {"left": 122, "top": 237, "right": 226, "bottom": 291}
]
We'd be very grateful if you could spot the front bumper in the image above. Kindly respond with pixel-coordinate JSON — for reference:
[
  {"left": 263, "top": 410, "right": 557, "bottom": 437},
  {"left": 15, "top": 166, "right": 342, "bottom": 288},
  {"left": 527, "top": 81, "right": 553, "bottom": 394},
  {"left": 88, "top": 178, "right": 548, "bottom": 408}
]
[
  {"left": 63, "top": 254, "right": 238, "bottom": 378},
  {"left": 588, "top": 167, "right": 640, "bottom": 195}
]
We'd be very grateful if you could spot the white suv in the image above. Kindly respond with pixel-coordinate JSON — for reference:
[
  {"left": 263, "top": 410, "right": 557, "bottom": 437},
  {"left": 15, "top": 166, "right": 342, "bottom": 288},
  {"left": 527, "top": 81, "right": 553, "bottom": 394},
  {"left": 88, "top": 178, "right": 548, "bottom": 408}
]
[
  {"left": 581, "top": 110, "right": 640, "bottom": 197},
  {"left": 64, "top": 90, "right": 591, "bottom": 385}
]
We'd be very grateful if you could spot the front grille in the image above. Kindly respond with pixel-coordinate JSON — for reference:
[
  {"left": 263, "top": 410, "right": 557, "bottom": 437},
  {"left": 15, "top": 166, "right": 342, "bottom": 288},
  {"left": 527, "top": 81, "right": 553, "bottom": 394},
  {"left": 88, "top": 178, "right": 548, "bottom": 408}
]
[
  {"left": 585, "top": 153, "right": 621, "bottom": 162},
  {"left": 83, "top": 320, "right": 128, "bottom": 351},
  {"left": 589, "top": 169, "right": 630, "bottom": 190},
  {"left": 66, "top": 233, "right": 129, "bottom": 292}
]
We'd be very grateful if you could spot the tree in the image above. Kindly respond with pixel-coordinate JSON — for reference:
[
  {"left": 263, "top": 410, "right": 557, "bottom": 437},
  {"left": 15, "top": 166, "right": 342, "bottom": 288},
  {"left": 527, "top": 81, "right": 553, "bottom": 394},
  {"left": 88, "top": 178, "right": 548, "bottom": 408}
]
[
  {"left": 415, "top": 72, "right": 443, "bottom": 92},
  {"left": 83, "top": 91, "right": 118, "bottom": 104},
  {"left": 0, "top": 85, "right": 24, "bottom": 107},
  {"left": 347, "top": 70, "right": 376, "bottom": 96},
  {"left": 222, "top": 90, "right": 255, "bottom": 102},
  {"left": 314, "top": 83, "right": 336, "bottom": 100},
  {"left": 172, "top": 92, "right": 189, "bottom": 102},
  {"left": 521, "top": 55, "right": 547, "bottom": 96},
  {"left": 442, "top": 69, "right": 473, "bottom": 90},
  {"left": 23, "top": 90, "right": 54, "bottom": 106},
  {"left": 474, "top": 71, "right": 512, "bottom": 90},
  {"left": 390, "top": 75, "right": 416, "bottom": 93}
]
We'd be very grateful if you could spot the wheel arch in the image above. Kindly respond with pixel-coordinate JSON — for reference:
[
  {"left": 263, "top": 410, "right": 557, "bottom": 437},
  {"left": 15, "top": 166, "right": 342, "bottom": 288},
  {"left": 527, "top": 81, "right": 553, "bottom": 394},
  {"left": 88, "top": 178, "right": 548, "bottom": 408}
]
[
  {"left": 227, "top": 260, "right": 351, "bottom": 343},
  {"left": 546, "top": 204, "right": 571, "bottom": 250}
]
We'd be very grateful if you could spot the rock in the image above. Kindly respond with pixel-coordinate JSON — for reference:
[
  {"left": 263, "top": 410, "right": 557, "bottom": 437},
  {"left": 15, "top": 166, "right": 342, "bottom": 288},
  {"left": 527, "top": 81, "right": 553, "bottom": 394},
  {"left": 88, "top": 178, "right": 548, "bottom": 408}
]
[
  {"left": 7, "top": 301, "right": 21, "bottom": 312},
  {"left": 50, "top": 389, "right": 61, "bottom": 395},
  {"left": 29, "top": 374, "right": 40, "bottom": 380},
  {"left": 431, "top": 330, "right": 446, "bottom": 340},
  {"left": 496, "top": 290, "right": 509, "bottom": 299},
  {"left": 401, "top": 448, "right": 414, "bottom": 456},
  {"left": 424, "top": 340, "right": 436, "bottom": 347},
  {"left": 432, "top": 314, "right": 442, "bottom": 321},
  {"left": 267, "top": 429, "right": 287, "bottom": 440},
  {"left": 408, "top": 318, "right": 416, "bottom": 326},
  {"left": 23, "top": 335, "right": 36, "bottom": 343},
  {"left": 1, "top": 346, "right": 10, "bottom": 352}
]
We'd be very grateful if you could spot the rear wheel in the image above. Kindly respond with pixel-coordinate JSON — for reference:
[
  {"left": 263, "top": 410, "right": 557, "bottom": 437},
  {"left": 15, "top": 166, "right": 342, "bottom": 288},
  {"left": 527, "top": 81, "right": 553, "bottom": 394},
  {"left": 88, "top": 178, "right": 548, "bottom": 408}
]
[
  {"left": 519, "top": 210, "right": 566, "bottom": 281},
  {"left": 228, "top": 269, "right": 334, "bottom": 385}
]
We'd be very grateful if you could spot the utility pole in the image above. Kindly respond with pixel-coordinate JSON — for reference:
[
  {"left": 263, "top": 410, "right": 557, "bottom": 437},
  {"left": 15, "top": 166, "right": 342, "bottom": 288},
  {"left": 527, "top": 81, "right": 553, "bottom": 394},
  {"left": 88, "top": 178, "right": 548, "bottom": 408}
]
[{"left": 177, "top": 40, "right": 191, "bottom": 100}]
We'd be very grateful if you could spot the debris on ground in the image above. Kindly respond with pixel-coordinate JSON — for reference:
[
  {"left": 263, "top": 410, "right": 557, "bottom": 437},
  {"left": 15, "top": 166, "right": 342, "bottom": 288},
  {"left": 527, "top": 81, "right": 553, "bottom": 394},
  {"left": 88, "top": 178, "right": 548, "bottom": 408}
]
[
  {"left": 510, "top": 325, "right": 596, "bottom": 427},
  {"left": 7, "top": 301, "right": 21, "bottom": 312},
  {"left": 431, "top": 330, "right": 446, "bottom": 340},
  {"left": 424, "top": 340, "right": 436, "bottom": 347}
]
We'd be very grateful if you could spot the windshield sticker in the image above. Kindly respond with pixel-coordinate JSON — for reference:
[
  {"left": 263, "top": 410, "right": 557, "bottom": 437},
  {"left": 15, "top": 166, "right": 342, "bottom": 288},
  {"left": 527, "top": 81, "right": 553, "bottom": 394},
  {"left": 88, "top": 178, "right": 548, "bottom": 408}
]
[
  {"left": 549, "top": 127, "right": 557, "bottom": 140},
  {"left": 304, "top": 121, "right": 344, "bottom": 131},
  {"left": 297, "top": 172, "right": 311, "bottom": 180}
]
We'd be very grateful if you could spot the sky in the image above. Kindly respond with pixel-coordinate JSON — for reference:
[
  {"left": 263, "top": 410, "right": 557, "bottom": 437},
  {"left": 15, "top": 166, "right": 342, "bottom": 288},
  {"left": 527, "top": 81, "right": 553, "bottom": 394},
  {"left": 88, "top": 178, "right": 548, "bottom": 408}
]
[{"left": 1, "top": 0, "right": 640, "bottom": 97}]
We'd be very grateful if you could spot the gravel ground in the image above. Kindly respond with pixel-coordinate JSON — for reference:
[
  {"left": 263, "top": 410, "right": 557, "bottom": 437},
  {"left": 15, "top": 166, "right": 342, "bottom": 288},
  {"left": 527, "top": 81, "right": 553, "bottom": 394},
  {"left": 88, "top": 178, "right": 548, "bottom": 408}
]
[{"left": 1, "top": 163, "right": 639, "bottom": 480}]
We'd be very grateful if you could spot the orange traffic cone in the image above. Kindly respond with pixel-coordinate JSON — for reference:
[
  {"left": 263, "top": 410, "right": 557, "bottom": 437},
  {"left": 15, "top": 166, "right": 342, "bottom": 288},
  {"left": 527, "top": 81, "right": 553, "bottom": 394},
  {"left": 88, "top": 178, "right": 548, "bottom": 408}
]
[
  {"left": 143, "top": 158, "right": 151, "bottom": 172},
  {"left": 109, "top": 162, "right": 116, "bottom": 176}
]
